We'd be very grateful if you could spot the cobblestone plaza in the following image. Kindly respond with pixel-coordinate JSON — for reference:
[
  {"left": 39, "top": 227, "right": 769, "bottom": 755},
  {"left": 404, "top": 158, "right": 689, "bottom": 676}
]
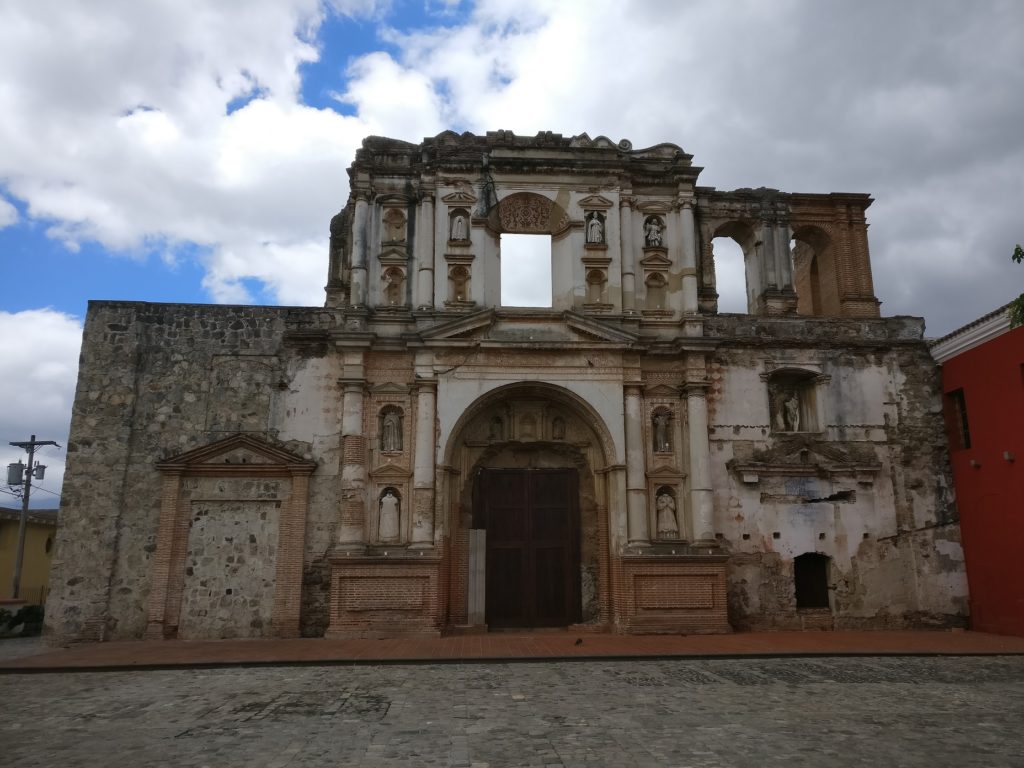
[{"left": 3, "top": 655, "right": 1022, "bottom": 767}]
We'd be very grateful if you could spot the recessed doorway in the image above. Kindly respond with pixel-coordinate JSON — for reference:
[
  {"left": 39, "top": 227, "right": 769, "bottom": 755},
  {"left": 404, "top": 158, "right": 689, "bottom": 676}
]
[{"left": 478, "top": 468, "right": 580, "bottom": 629}]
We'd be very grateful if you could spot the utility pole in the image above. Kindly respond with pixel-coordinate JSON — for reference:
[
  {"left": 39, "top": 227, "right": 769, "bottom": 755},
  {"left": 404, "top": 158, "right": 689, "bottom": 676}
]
[{"left": 7, "top": 435, "right": 59, "bottom": 600}]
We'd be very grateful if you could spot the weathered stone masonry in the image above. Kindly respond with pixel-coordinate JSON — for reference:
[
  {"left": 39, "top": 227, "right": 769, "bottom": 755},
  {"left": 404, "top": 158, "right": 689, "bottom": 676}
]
[{"left": 46, "top": 131, "right": 968, "bottom": 642}]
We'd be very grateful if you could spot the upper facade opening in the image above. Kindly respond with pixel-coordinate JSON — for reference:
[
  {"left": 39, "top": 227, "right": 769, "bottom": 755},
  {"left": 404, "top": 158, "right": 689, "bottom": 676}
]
[{"left": 326, "top": 130, "right": 881, "bottom": 326}]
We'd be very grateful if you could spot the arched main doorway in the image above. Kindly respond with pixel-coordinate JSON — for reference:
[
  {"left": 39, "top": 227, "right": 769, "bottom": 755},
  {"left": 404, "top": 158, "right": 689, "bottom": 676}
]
[{"left": 441, "top": 383, "right": 616, "bottom": 631}]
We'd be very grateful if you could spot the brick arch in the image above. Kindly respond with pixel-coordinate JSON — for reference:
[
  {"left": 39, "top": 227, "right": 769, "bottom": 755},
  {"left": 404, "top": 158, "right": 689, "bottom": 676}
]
[{"left": 792, "top": 224, "right": 838, "bottom": 316}]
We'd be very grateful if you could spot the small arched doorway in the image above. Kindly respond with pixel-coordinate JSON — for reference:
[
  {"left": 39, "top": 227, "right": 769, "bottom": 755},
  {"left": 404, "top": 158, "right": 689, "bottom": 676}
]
[{"left": 442, "top": 383, "right": 615, "bottom": 631}]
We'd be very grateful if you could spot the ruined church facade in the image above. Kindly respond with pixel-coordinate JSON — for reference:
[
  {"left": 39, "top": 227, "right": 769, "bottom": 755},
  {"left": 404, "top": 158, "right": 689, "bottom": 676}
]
[{"left": 47, "top": 131, "right": 967, "bottom": 643}]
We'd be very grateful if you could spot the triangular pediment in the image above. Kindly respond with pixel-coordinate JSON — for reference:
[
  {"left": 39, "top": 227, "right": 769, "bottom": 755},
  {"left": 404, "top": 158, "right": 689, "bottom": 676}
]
[
  {"left": 644, "top": 383, "right": 680, "bottom": 397},
  {"left": 639, "top": 251, "right": 672, "bottom": 268},
  {"left": 369, "top": 463, "right": 412, "bottom": 479},
  {"left": 370, "top": 382, "right": 411, "bottom": 395},
  {"left": 578, "top": 194, "right": 614, "bottom": 210},
  {"left": 563, "top": 312, "right": 640, "bottom": 344},
  {"left": 441, "top": 190, "right": 477, "bottom": 206},
  {"left": 378, "top": 246, "right": 408, "bottom": 264},
  {"left": 157, "top": 434, "right": 316, "bottom": 473},
  {"left": 419, "top": 308, "right": 496, "bottom": 342}
]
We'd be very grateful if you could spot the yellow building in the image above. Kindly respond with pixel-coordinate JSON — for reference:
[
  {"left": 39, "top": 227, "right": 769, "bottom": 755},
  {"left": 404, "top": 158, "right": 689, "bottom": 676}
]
[{"left": 0, "top": 507, "right": 57, "bottom": 604}]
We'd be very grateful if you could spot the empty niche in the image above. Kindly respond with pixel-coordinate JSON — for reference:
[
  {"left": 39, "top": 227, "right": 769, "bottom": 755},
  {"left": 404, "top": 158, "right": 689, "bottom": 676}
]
[
  {"left": 382, "top": 208, "right": 406, "bottom": 244},
  {"left": 382, "top": 267, "right": 406, "bottom": 306},
  {"left": 645, "top": 272, "right": 667, "bottom": 310},
  {"left": 585, "top": 269, "right": 606, "bottom": 304},
  {"left": 651, "top": 407, "right": 673, "bottom": 453},
  {"left": 448, "top": 265, "right": 471, "bottom": 303}
]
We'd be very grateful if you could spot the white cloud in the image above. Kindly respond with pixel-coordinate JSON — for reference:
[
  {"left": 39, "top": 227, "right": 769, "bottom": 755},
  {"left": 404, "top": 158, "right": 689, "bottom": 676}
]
[
  {"left": 0, "top": 310, "right": 82, "bottom": 510},
  {"left": 0, "top": 197, "right": 16, "bottom": 228},
  {"left": 0, "top": 0, "right": 1022, "bottom": 337}
]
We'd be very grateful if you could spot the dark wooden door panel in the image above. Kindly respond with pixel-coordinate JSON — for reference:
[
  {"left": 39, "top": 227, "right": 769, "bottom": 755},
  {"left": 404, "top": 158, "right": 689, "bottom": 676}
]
[{"left": 481, "top": 468, "right": 579, "bottom": 628}]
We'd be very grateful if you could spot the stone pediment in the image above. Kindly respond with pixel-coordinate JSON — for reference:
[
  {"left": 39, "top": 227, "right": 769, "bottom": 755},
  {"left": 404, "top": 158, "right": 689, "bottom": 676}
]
[
  {"left": 418, "top": 309, "right": 638, "bottom": 347},
  {"left": 419, "top": 309, "right": 496, "bottom": 342},
  {"left": 639, "top": 251, "right": 672, "bottom": 268},
  {"left": 728, "top": 438, "right": 880, "bottom": 481},
  {"left": 378, "top": 247, "right": 408, "bottom": 264},
  {"left": 369, "top": 463, "right": 412, "bottom": 479},
  {"left": 370, "top": 382, "right": 411, "bottom": 395},
  {"left": 441, "top": 190, "right": 477, "bottom": 206},
  {"left": 157, "top": 434, "right": 316, "bottom": 476},
  {"left": 644, "top": 383, "right": 680, "bottom": 397},
  {"left": 578, "top": 194, "right": 614, "bottom": 210}
]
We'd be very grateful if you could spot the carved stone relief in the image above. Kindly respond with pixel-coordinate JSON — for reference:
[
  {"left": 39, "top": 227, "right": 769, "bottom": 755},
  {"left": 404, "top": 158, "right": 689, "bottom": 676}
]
[{"left": 383, "top": 208, "right": 406, "bottom": 244}]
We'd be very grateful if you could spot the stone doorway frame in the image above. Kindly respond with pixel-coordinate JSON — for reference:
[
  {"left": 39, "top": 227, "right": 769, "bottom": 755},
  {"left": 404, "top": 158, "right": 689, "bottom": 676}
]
[
  {"left": 440, "top": 382, "right": 617, "bottom": 632},
  {"left": 144, "top": 434, "right": 316, "bottom": 640}
]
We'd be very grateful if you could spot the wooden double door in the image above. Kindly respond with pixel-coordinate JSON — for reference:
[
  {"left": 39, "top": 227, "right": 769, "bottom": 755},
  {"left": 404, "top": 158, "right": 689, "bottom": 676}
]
[{"left": 478, "top": 468, "right": 581, "bottom": 629}]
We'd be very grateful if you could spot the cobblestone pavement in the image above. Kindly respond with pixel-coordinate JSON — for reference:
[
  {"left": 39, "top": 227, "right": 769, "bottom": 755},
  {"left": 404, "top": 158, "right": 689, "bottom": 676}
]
[{"left": 3, "top": 656, "right": 1023, "bottom": 767}]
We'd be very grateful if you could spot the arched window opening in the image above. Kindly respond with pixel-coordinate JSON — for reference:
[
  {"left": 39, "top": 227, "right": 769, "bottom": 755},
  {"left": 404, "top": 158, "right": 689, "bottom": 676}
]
[
  {"left": 792, "top": 227, "right": 836, "bottom": 316},
  {"left": 709, "top": 221, "right": 757, "bottom": 314},
  {"left": 794, "top": 552, "right": 831, "bottom": 609},
  {"left": 500, "top": 234, "right": 552, "bottom": 307}
]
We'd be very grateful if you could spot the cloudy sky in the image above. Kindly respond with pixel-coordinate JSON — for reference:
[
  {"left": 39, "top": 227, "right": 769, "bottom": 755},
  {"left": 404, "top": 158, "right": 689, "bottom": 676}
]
[{"left": 1, "top": 0, "right": 1022, "bottom": 506}]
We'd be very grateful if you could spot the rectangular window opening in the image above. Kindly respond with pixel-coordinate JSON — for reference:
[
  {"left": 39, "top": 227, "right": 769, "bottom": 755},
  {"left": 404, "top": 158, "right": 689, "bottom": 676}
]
[
  {"left": 943, "top": 388, "right": 971, "bottom": 451},
  {"left": 500, "top": 234, "right": 552, "bottom": 307}
]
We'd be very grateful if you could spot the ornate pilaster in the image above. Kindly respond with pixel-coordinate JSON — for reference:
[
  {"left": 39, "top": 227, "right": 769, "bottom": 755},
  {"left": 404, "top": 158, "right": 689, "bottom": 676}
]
[
  {"left": 350, "top": 194, "right": 370, "bottom": 307},
  {"left": 680, "top": 201, "right": 698, "bottom": 314},
  {"left": 416, "top": 190, "right": 435, "bottom": 309},
  {"left": 624, "top": 383, "right": 649, "bottom": 545},
  {"left": 685, "top": 383, "right": 714, "bottom": 543},
  {"left": 337, "top": 380, "right": 367, "bottom": 550},
  {"left": 619, "top": 195, "right": 637, "bottom": 313},
  {"left": 411, "top": 379, "right": 437, "bottom": 548}
]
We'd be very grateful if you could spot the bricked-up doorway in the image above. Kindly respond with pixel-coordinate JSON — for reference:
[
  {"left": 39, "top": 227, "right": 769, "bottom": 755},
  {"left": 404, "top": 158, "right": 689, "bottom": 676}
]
[{"left": 479, "top": 468, "right": 581, "bottom": 628}]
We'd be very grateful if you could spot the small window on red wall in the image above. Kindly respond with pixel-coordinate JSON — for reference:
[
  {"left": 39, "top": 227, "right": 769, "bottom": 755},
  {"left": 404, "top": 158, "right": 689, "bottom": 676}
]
[{"left": 943, "top": 389, "right": 971, "bottom": 451}]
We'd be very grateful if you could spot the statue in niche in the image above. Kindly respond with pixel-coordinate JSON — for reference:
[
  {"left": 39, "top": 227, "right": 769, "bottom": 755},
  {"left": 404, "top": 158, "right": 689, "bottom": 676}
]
[
  {"left": 586, "top": 212, "right": 604, "bottom": 244},
  {"left": 488, "top": 415, "right": 504, "bottom": 441},
  {"left": 653, "top": 411, "right": 671, "bottom": 452},
  {"left": 381, "top": 410, "right": 403, "bottom": 452},
  {"left": 552, "top": 416, "right": 566, "bottom": 440},
  {"left": 644, "top": 217, "right": 663, "bottom": 247},
  {"left": 784, "top": 390, "right": 801, "bottom": 432},
  {"left": 383, "top": 209, "right": 406, "bottom": 243},
  {"left": 451, "top": 213, "right": 467, "bottom": 241},
  {"left": 656, "top": 490, "right": 679, "bottom": 539},
  {"left": 379, "top": 489, "right": 400, "bottom": 542}
]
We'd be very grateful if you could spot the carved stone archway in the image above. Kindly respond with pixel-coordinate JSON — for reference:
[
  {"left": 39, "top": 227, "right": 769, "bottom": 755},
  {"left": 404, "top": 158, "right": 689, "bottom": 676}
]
[{"left": 441, "top": 383, "right": 616, "bottom": 631}]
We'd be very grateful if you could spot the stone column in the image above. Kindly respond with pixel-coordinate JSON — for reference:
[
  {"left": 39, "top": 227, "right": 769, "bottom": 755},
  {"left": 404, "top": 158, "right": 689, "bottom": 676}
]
[
  {"left": 624, "top": 383, "right": 649, "bottom": 545},
  {"left": 619, "top": 195, "right": 637, "bottom": 313},
  {"left": 685, "top": 384, "right": 714, "bottom": 543},
  {"left": 337, "top": 381, "right": 367, "bottom": 550},
  {"left": 411, "top": 379, "right": 437, "bottom": 548},
  {"left": 774, "top": 222, "right": 793, "bottom": 292},
  {"left": 680, "top": 201, "right": 699, "bottom": 313},
  {"left": 350, "top": 196, "right": 370, "bottom": 307},
  {"left": 417, "top": 192, "right": 435, "bottom": 309}
]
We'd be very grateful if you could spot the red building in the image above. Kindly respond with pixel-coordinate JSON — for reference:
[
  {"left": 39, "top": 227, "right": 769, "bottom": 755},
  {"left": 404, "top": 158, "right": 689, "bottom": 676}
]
[{"left": 932, "top": 304, "right": 1024, "bottom": 636}]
